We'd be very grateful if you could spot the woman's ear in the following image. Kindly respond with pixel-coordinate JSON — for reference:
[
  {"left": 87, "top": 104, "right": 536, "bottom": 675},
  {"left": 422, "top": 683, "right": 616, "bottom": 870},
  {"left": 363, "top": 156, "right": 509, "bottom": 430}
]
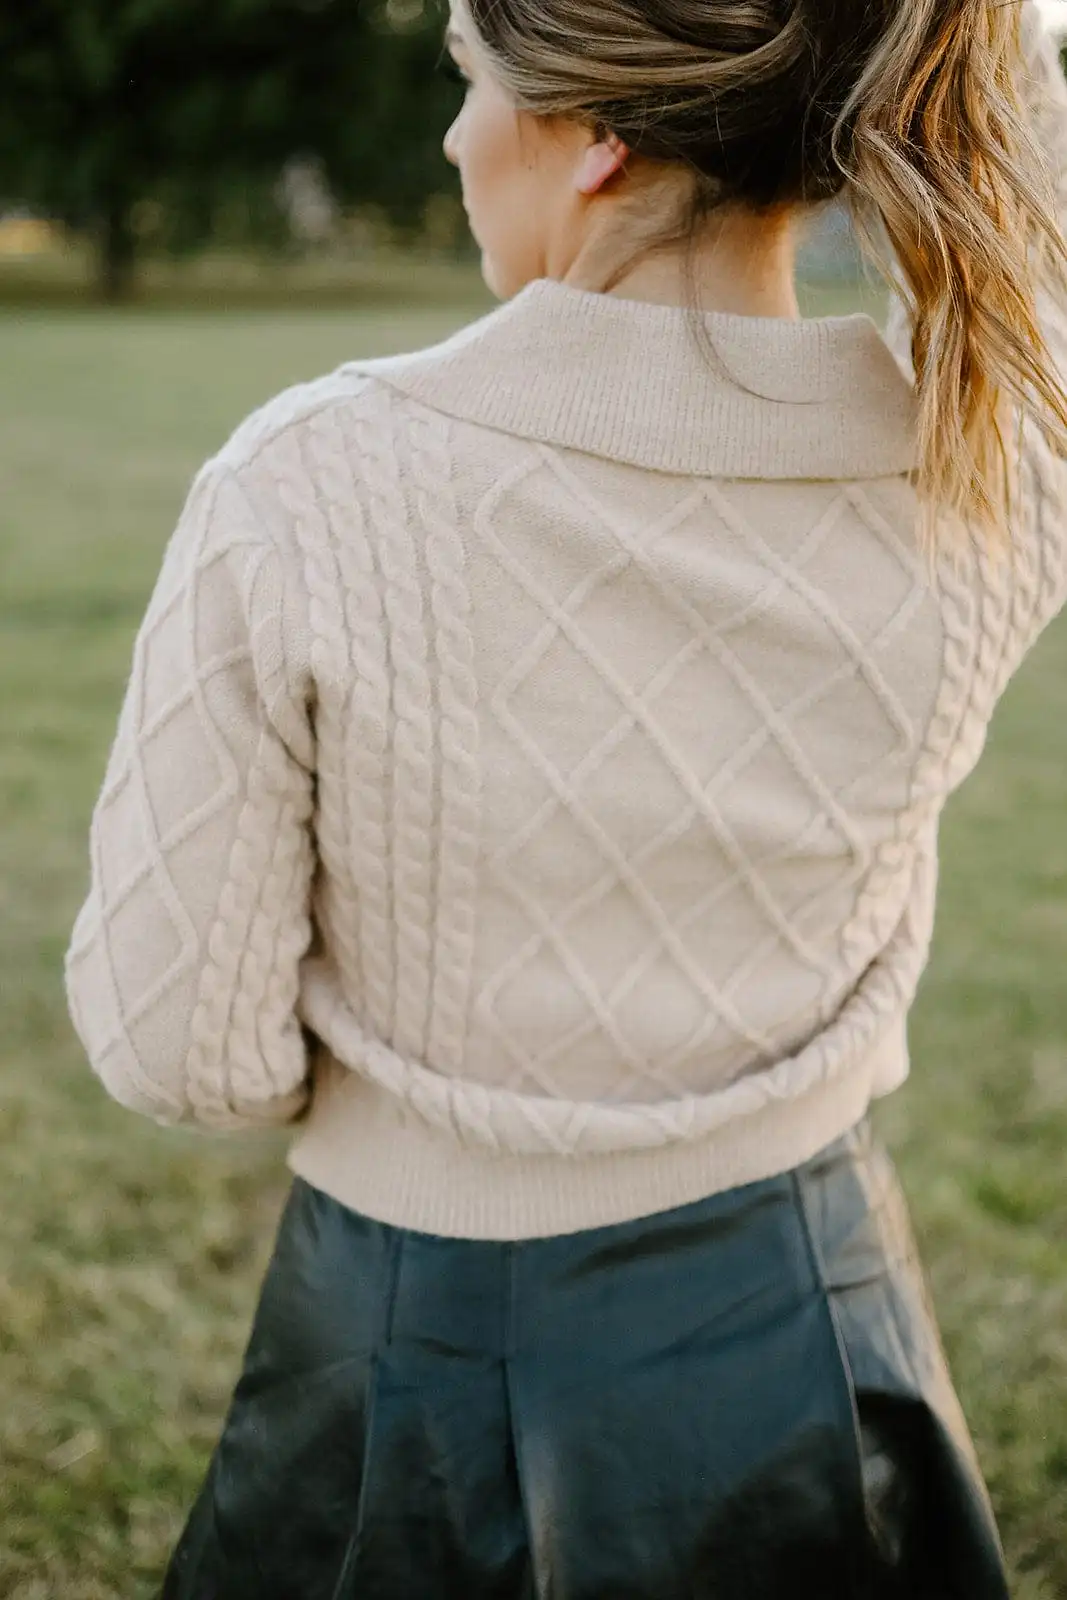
[{"left": 575, "top": 132, "right": 631, "bottom": 196}]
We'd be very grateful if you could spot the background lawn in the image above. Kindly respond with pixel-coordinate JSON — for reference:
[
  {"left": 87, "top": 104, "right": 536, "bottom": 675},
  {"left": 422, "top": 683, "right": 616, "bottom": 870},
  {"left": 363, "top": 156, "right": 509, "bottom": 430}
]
[{"left": 1, "top": 269, "right": 1066, "bottom": 1596}]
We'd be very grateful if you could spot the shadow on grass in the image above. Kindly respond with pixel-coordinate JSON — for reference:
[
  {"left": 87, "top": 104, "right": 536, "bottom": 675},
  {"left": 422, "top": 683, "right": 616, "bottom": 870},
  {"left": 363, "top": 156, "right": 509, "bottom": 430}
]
[
  {"left": 0, "top": 250, "right": 494, "bottom": 316},
  {"left": 0, "top": 279, "right": 495, "bottom": 315},
  {"left": 0, "top": 249, "right": 881, "bottom": 320}
]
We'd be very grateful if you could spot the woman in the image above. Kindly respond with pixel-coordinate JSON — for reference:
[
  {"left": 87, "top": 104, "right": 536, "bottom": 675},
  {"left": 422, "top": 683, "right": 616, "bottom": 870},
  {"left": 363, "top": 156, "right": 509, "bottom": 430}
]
[{"left": 65, "top": 1, "right": 1067, "bottom": 1594}]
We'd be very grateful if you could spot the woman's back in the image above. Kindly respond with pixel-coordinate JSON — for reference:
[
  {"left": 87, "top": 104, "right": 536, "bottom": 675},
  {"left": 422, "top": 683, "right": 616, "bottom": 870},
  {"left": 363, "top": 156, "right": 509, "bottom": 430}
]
[{"left": 62, "top": 264, "right": 1067, "bottom": 1235}]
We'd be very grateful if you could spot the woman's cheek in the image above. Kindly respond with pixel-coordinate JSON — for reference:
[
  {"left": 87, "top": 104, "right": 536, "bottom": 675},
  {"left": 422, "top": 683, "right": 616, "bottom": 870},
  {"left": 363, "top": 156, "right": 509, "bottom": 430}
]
[{"left": 463, "top": 99, "right": 544, "bottom": 297}]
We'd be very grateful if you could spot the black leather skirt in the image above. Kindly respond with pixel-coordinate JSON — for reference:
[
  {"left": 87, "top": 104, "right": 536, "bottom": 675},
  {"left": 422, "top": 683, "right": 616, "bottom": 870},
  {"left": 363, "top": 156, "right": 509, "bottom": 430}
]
[{"left": 161, "top": 1117, "right": 1009, "bottom": 1599}]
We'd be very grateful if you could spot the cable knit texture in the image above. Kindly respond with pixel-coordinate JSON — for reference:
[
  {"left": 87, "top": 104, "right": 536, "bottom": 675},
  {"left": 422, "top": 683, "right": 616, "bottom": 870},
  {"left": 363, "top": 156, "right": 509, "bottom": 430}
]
[{"left": 65, "top": 6, "right": 1067, "bottom": 1238}]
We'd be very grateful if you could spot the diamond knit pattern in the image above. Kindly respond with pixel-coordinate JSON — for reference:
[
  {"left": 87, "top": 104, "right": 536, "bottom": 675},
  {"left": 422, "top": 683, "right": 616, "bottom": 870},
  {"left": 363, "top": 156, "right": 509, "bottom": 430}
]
[
  {"left": 64, "top": 4, "right": 1067, "bottom": 1188},
  {"left": 468, "top": 454, "right": 930, "bottom": 1102},
  {"left": 65, "top": 362, "right": 1067, "bottom": 1157}
]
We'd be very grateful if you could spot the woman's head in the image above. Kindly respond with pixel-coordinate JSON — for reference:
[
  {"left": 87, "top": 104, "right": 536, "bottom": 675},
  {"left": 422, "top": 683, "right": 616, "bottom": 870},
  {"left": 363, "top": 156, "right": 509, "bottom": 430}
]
[
  {"left": 441, "top": 16, "right": 638, "bottom": 301},
  {"left": 441, "top": 0, "right": 820, "bottom": 302},
  {"left": 442, "top": 0, "right": 1067, "bottom": 551}
]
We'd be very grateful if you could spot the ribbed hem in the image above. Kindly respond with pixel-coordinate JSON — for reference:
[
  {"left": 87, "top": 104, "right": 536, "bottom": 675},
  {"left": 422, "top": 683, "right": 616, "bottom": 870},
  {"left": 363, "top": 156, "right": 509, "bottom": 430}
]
[{"left": 285, "top": 1023, "right": 906, "bottom": 1240}]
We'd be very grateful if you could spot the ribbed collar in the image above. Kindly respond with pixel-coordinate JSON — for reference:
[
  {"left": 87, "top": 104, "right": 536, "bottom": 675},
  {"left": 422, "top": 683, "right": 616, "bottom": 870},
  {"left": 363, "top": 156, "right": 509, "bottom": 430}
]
[{"left": 344, "top": 275, "right": 918, "bottom": 480}]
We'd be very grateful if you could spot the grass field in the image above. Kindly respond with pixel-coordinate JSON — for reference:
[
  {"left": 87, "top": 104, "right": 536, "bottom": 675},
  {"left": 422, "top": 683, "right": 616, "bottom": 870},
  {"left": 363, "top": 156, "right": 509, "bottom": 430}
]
[{"left": 1, "top": 267, "right": 1066, "bottom": 1597}]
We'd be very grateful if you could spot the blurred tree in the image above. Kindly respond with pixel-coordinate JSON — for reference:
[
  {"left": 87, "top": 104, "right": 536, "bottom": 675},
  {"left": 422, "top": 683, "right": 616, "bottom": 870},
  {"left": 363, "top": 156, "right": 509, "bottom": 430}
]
[{"left": 0, "top": 0, "right": 463, "bottom": 300}]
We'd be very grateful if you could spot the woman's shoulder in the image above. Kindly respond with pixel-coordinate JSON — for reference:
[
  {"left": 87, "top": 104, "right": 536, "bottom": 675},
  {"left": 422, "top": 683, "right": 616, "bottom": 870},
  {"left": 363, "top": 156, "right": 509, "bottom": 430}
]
[
  {"left": 211, "top": 364, "right": 388, "bottom": 480},
  {"left": 210, "top": 303, "right": 501, "bottom": 483}
]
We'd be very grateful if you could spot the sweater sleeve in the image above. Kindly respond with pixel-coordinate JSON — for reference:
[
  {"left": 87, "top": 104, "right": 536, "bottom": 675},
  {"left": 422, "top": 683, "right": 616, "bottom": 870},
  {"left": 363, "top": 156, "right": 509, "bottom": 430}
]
[{"left": 63, "top": 458, "right": 318, "bottom": 1130}]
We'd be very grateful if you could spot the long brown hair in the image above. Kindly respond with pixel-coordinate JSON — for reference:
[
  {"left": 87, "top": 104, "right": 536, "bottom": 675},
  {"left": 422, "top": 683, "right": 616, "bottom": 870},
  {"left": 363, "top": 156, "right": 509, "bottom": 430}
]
[{"left": 455, "top": 0, "right": 1067, "bottom": 551}]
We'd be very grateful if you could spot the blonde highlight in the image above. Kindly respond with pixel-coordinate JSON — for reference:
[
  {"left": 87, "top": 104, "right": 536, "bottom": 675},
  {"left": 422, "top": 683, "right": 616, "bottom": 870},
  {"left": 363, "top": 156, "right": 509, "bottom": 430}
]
[{"left": 840, "top": 0, "right": 1067, "bottom": 551}]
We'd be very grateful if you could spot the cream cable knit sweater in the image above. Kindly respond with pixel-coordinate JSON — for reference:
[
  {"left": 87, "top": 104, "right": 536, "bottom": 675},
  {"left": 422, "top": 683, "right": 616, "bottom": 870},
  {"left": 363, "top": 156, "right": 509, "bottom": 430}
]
[{"left": 65, "top": 7, "right": 1067, "bottom": 1239}]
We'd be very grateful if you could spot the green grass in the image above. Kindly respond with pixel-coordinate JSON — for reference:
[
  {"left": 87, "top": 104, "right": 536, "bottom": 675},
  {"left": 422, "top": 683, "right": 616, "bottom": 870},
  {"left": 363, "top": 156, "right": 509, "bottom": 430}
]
[
  {"left": 1, "top": 267, "right": 1065, "bottom": 1596},
  {"left": 0, "top": 241, "right": 493, "bottom": 312}
]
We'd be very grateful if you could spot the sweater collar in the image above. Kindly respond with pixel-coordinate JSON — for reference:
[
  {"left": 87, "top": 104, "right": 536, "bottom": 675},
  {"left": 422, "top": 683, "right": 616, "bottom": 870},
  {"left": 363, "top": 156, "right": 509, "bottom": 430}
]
[{"left": 344, "top": 276, "right": 918, "bottom": 481}]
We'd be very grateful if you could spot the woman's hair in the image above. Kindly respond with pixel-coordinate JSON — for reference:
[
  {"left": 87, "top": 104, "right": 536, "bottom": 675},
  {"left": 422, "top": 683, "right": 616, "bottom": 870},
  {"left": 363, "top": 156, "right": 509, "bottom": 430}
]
[{"left": 455, "top": 0, "right": 1067, "bottom": 553}]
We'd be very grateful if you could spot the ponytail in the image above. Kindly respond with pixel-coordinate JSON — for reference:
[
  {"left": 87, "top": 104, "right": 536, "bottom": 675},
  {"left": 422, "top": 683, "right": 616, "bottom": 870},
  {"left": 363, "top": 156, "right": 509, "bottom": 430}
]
[{"left": 837, "top": 0, "right": 1067, "bottom": 552}]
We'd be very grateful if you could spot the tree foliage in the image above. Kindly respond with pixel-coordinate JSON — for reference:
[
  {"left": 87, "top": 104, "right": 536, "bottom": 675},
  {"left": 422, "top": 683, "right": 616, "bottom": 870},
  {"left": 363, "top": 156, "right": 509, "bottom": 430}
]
[{"left": 0, "top": 0, "right": 463, "bottom": 298}]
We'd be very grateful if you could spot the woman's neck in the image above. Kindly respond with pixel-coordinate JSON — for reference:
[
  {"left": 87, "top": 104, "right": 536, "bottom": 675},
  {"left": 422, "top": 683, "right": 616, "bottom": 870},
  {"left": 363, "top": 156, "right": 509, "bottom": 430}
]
[{"left": 571, "top": 207, "right": 802, "bottom": 321}]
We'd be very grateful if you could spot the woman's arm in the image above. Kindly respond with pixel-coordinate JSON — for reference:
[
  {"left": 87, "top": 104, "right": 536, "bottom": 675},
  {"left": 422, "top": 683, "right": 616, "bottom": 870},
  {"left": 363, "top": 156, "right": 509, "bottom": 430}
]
[{"left": 63, "top": 458, "right": 317, "bottom": 1130}]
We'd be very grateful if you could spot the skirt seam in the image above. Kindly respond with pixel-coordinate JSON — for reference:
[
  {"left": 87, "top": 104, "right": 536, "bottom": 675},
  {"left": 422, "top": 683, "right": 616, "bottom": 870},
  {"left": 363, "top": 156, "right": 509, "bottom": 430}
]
[
  {"left": 329, "top": 1228, "right": 404, "bottom": 1599},
  {"left": 788, "top": 1163, "right": 879, "bottom": 1550},
  {"left": 504, "top": 1244, "right": 540, "bottom": 1599}
]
